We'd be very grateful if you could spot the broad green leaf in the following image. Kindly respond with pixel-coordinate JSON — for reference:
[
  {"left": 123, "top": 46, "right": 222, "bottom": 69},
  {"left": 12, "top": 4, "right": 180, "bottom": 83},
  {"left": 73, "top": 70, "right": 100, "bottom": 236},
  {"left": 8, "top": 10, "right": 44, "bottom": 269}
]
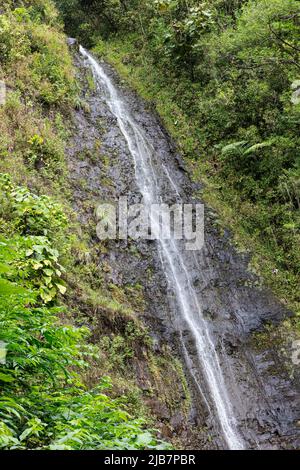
[
  {"left": 0, "top": 372, "right": 15, "bottom": 383},
  {"left": 56, "top": 283, "right": 67, "bottom": 295}
]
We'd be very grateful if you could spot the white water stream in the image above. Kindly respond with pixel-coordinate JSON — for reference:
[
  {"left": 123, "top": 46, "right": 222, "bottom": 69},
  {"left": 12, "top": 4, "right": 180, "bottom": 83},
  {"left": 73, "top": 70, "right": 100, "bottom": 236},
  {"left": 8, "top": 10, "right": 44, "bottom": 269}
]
[{"left": 80, "top": 46, "right": 245, "bottom": 450}]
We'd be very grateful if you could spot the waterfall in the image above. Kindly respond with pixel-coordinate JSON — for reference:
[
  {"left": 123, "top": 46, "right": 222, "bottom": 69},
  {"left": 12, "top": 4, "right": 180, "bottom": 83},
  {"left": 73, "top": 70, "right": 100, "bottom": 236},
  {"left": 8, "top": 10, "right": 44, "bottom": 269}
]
[{"left": 80, "top": 46, "right": 245, "bottom": 450}]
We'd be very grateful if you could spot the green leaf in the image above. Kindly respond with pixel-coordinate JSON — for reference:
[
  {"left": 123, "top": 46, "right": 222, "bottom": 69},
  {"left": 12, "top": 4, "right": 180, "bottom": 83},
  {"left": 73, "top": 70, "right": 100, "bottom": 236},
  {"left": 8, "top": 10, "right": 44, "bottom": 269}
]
[
  {"left": 43, "top": 269, "right": 54, "bottom": 277},
  {"left": 32, "top": 245, "right": 44, "bottom": 254},
  {"left": 44, "top": 277, "right": 52, "bottom": 286},
  {"left": 32, "top": 263, "right": 43, "bottom": 270},
  {"left": 283, "top": 223, "right": 296, "bottom": 230},
  {"left": 243, "top": 141, "right": 272, "bottom": 155},
  {"left": 40, "top": 290, "right": 55, "bottom": 303},
  {"left": 0, "top": 372, "right": 15, "bottom": 383},
  {"left": 56, "top": 283, "right": 67, "bottom": 295},
  {"left": 0, "top": 279, "right": 26, "bottom": 296},
  {"left": 136, "top": 431, "right": 154, "bottom": 447},
  {"left": 0, "top": 263, "right": 10, "bottom": 274},
  {"left": 221, "top": 141, "right": 248, "bottom": 154}
]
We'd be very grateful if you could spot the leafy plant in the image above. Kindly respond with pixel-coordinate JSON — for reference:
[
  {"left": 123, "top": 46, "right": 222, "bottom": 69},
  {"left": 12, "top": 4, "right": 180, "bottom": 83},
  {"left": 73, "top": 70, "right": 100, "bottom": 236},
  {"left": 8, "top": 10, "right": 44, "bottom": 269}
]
[{"left": 0, "top": 173, "right": 169, "bottom": 450}]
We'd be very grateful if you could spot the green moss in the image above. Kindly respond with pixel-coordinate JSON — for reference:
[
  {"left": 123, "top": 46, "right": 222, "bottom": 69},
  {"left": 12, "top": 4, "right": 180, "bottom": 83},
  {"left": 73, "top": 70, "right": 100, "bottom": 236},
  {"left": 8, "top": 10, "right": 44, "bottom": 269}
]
[
  {"left": 252, "top": 317, "right": 300, "bottom": 378},
  {"left": 86, "top": 69, "right": 96, "bottom": 92}
]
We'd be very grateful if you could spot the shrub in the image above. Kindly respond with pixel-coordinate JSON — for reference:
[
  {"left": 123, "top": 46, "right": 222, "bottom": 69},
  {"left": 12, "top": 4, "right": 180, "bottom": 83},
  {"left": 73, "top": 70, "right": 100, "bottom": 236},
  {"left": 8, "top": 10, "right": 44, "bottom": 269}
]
[{"left": 0, "top": 175, "right": 169, "bottom": 450}]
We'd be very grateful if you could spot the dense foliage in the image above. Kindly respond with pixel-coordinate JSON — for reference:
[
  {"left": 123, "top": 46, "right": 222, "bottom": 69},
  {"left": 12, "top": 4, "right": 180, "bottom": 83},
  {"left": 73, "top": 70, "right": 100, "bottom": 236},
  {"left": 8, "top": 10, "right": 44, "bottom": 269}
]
[
  {"left": 0, "top": 173, "right": 169, "bottom": 450},
  {"left": 0, "top": 176, "right": 169, "bottom": 450},
  {"left": 0, "top": 0, "right": 170, "bottom": 450},
  {"left": 57, "top": 0, "right": 300, "bottom": 308}
]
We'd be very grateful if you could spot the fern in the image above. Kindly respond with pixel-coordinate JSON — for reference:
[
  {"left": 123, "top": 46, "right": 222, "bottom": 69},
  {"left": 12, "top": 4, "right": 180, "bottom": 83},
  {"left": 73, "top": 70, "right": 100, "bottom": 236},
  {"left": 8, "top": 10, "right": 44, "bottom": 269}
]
[
  {"left": 221, "top": 141, "right": 248, "bottom": 154},
  {"left": 243, "top": 141, "right": 273, "bottom": 155},
  {"left": 221, "top": 140, "right": 272, "bottom": 156}
]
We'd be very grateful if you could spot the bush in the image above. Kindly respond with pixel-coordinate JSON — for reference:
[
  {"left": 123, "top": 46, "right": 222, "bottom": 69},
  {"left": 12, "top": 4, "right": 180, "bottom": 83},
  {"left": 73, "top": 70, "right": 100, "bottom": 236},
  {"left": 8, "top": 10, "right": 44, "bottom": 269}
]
[{"left": 0, "top": 175, "right": 169, "bottom": 450}]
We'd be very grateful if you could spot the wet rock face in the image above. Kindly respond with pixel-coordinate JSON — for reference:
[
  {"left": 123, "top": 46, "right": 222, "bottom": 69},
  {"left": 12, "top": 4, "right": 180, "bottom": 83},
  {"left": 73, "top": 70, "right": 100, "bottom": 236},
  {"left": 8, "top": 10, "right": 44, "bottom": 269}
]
[{"left": 67, "top": 51, "right": 299, "bottom": 450}]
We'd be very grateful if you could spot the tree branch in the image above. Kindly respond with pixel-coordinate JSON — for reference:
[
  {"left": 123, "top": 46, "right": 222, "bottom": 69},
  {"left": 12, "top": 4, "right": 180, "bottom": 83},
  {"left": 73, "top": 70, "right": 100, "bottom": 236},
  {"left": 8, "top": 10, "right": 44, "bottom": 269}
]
[{"left": 268, "top": 20, "right": 300, "bottom": 53}]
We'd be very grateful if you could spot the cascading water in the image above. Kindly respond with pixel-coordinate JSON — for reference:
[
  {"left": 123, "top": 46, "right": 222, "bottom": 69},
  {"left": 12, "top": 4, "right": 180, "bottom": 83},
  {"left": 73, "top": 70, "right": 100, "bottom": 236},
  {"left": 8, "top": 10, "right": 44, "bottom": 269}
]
[{"left": 80, "top": 46, "right": 245, "bottom": 450}]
